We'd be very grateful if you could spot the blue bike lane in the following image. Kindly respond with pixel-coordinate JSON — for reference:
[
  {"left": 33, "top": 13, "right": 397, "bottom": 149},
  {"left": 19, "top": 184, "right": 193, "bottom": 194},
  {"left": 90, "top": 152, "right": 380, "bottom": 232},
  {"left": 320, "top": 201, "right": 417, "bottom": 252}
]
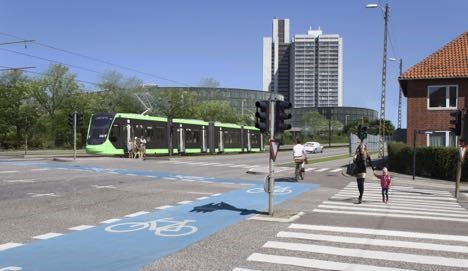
[{"left": 1, "top": 162, "right": 319, "bottom": 271}]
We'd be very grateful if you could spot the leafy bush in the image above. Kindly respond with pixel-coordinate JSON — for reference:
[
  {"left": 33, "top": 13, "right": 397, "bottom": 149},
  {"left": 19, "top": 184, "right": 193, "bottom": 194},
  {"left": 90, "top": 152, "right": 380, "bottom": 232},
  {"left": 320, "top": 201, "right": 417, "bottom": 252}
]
[{"left": 388, "top": 141, "right": 466, "bottom": 181}]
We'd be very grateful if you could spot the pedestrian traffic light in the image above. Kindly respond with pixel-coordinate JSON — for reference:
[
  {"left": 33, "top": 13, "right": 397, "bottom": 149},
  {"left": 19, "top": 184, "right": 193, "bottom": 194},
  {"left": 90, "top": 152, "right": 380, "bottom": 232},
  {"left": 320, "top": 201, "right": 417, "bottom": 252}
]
[
  {"left": 255, "top": 100, "right": 269, "bottom": 133},
  {"left": 357, "top": 124, "right": 368, "bottom": 141},
  {"left": 68, "top": 112, "right": 75, "bottom": 128},
  {"left": 450, "top": 110, "right": 462, "bottom": 136},
  {"left": 76, "top": 113, "right": 83, "bottom": 127},
  {"left": 275, "top": 101, "right": 292, "bottom": 134}
]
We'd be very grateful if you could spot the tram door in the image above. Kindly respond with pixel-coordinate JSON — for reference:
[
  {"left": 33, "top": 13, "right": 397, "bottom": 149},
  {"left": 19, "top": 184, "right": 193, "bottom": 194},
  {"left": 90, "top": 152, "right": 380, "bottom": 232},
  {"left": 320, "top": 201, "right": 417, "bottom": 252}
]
[{"left": 176, "top": 124, "right": 185, "bottom": 153}]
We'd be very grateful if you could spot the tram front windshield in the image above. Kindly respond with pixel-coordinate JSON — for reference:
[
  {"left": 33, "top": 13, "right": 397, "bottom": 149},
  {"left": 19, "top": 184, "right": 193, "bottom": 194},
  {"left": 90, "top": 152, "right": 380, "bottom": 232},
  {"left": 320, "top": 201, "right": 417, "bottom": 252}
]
[{"left": 87, "top": 113, "right": 115, "bottom": 145}]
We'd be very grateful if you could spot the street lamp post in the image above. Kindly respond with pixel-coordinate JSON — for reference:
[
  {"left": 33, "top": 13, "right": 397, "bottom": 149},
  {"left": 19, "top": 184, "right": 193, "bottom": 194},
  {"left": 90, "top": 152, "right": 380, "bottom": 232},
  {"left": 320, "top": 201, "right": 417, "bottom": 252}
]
[{"left": 367, "top": 2, "right": 390, "bottom": 158}]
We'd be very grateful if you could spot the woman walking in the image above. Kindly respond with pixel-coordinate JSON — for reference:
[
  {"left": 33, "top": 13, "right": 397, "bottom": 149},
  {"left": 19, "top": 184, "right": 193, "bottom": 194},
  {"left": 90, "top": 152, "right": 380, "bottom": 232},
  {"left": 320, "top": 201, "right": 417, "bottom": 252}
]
[{"left": 353, "top": 143, "right": 374, "bottom": 204}]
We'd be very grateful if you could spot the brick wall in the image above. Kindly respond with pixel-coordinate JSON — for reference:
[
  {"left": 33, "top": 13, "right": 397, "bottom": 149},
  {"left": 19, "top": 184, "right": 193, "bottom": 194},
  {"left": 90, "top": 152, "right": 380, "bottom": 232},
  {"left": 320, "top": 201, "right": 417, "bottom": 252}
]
[{"left": 405, "top": 78, "right": 468, "bottom": 146}]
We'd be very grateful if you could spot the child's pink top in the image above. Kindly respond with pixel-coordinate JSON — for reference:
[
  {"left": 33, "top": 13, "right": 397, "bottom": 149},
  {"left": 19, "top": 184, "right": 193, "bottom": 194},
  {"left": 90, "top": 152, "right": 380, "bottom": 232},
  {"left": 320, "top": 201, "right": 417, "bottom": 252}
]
[{"left": 376, "top": 174, "right": 391, "bottom": 188}]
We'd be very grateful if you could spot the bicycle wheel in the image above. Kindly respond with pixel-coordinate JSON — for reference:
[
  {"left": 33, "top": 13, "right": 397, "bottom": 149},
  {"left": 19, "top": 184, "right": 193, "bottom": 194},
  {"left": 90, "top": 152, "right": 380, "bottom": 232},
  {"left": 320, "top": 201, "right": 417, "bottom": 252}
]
[
  {"left": 105, "top": 222, "right": 148, "bottom": 233},
  {"left": 155, "top": 225, "right": 198, "bottom": 237},
  {"left": 295, "top": 164, "right": 300, "bottom": 182}
]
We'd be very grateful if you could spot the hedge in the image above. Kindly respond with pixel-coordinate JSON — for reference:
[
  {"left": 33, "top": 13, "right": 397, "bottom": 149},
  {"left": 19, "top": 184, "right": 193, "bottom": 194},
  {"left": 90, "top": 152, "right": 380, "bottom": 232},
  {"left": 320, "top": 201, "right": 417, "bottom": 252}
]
[{"left": 387, "top": 141, "right": 467, "bottom": 181}]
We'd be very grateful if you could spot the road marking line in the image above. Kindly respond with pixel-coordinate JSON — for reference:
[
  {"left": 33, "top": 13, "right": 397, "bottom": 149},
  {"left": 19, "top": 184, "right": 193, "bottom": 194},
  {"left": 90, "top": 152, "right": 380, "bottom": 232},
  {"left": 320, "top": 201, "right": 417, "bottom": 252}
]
[
  {"left": 187, "top": 191, "right": 213, "bottom": 195},
  {"left": 197, "top": 196, "right": 209, "bottom": 200},
  {"left": 315, "top": 168, "right": 330, "bottom": 172},
  {"left": 277, "top": 231, "right": 468, "bottom": 253},
  {"left": 69, "top": 225, "right": 95, "bottom": 231},
  {"left": 313, "top": 208, "right": 468, "bottom": 223},
  {"left": 4, "top": 179, "right": 36, "bottom": 183},
  {"left": 317, "top": 204, "right": 468, "bottom": 218},
  {"left": 214, "top": 163, "right": 231, "bottom": 167},
  {"left": 211, "top": 193, "right": 222, "bottom": 197},
  {"left": 27, "top": 192, "right": 57, "bottom": 198},
  {"left": 163, "top": 177, "right": 177, "bottom": 180},
  {"left": 336, "top": 191, "right": 456, "bottom": 201},
  {"left": 33, "top": 232, "right": 63, "bottom": 240},
  {"left": 0, "top": 242, "right": 23, "bottom": 251},
  {"left": 180, "top": 179, "right": 196, "bottom": 182},
  {"left": 247, "top": 253, "right": 413, "bottom": 271},
  {"left": 228, "top": 164, "right": 250, "bottom": 168},
  {"left": 155, "top": 205, "right": 173, "bottom": 210},
  {"left": 332, "top": 194, "right": 459, "bottom": 205},
  {"left": 92, "top": 185, "right": 116, "bottom": 189},
  {"left": 305, "top": 168, "right": 315, "bottom": 172},
  {"left": 0, "top": 170, "right": 19, "bottom": 174},
  {"left": 290, "top": 224, "right": 468, "bottom": 242},
  {"left": 340, "top": 188, "right": 454, "bottom": 198},
  {"left": 329, "top": 168, "right": 343, "bottom": 172},
  {"left": 100, "top": 218, "right": 121, "bottom": 224},
  {"left": 263, "top": 241, "right": 468, "bottom": 268},
  {"left": 200, "top": 181, "right": 214, "bottom": 184},
  {"left": 125, "top": 174, "right": 137, "bottom": 176},
  {"left": 321, "top": 201, "right": 468, "bottom": 213},
  {"left": 232, "top": 268, "right": 261, "bottom": 271},
  {"left": 30, "top": 168, "right": 49, "bottom": 171},
  {"left": 223, "top": 182, "right": 235, "bottom": 185},
  {"left": 125, "top": 211, "right": 149, "bottom": 217},
  {"left": 108, "top": 171, "right": 119, "bottom": 174},
  {"left": 177, "top": 200, "right": 193, "bottom": 205}
]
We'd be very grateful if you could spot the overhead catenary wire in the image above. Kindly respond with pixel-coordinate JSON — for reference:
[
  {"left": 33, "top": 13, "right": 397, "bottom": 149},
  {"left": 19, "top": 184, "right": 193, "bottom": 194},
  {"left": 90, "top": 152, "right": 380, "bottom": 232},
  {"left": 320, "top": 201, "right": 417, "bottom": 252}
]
[
  {"left": 0, "top": 31, "right": 192, "bottom": 87},
  {"left": 0, "top": 65, "right": 100, "bottom": 90}
]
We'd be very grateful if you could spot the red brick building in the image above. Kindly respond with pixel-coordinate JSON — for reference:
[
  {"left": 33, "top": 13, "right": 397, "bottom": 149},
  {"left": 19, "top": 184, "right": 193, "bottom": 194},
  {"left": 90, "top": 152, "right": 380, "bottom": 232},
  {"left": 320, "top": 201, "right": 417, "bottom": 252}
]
[{"left": 399, "top": 32, "right": 468, "bottom": 147}]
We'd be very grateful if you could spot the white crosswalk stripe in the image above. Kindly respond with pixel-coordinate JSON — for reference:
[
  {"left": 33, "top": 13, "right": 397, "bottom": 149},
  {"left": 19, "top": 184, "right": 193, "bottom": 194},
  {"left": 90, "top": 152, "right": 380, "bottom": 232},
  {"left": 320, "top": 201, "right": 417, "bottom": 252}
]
[
  {"left": 235, "top": 182, "right": 468, "bottom": 271},
  {"left": 157, "top": 160, "right": 343, "bottom": 173}
]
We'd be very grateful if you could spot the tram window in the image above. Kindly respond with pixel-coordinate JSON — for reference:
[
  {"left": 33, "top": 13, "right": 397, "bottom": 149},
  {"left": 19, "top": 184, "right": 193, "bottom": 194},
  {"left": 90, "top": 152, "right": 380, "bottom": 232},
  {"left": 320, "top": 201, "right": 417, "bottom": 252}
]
[
  {"left": 186, "top": 129, "right": 199, "bottom": 144},
  {"left": 109, "top": 124, "right": 120, "bottom": 142},
  {"left": 145, "top": 126, "right": 153, "bottom": 143}
]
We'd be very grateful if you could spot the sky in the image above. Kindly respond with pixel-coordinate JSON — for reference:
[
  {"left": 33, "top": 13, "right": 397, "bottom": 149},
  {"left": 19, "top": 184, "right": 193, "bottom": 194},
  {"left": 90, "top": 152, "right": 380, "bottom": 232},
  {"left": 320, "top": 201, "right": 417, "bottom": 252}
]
[{"left": 1, "top": 0, "right": 467, "bottom": 128}]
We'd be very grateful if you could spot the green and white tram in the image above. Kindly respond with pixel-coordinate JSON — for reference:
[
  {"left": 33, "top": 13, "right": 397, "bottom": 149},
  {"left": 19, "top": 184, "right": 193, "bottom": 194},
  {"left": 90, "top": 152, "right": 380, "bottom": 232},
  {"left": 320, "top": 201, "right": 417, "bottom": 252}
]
[{"left": 85, "top": 112, "right": 264, "bottom": 156}]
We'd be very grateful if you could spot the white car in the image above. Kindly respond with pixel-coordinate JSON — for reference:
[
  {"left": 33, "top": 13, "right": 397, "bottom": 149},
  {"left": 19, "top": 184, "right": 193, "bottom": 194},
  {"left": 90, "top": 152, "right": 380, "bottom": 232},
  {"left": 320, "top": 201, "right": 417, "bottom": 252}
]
[{"left": 304, "top": 142, "right": 323, "bottom": 153}]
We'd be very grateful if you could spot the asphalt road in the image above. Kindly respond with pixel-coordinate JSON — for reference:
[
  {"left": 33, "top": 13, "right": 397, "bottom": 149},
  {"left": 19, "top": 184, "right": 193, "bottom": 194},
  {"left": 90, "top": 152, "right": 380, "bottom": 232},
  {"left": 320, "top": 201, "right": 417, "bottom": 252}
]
[{"left": 1, "top": 150, "right": 468, "bottom": 271}]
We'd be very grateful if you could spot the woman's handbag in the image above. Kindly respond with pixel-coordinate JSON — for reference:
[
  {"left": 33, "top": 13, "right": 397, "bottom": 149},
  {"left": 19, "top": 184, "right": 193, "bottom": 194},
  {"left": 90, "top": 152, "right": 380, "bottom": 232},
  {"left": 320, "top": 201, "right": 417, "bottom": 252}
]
[{"left": 347, "top": 161, "right": 356, "bottom": 176}]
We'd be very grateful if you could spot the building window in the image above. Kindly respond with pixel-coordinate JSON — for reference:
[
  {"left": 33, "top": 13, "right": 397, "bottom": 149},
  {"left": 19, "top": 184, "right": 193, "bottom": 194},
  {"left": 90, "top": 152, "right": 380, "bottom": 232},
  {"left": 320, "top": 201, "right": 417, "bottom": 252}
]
[
  {"left": 427, "top": 131, "right": 456, "bottom": 147},
  {"left": 427, "top": 85, "right": 458, "bottom": 109}
]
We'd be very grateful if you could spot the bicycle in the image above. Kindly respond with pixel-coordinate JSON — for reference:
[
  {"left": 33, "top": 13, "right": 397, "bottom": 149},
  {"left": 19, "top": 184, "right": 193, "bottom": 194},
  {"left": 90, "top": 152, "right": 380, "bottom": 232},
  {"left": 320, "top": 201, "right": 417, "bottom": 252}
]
[
  {"left": 105, "top": 217, "right": 198, "bottom": 237},
  {"left": 294, "top": 158, "right": 306, "bottom": 181}
]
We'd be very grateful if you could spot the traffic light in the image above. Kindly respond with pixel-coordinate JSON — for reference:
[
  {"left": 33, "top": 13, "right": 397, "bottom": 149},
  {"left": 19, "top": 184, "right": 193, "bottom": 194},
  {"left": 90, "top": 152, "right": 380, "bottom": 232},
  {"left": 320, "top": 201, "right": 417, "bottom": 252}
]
[
  {"left": 255, "top": 100, "right": 269, "bottom": 133},
  {"left": 450, "top": 110, "right": 462, "bottom": 136},
  {"left": 357, "top": 124, "right": 368, "bottom": 141},
  {"left": 76, "top": 113, "right": 83, "bottom": 127},
  {"left": 68, "top": 112, "right": 75, "bottom": 128},
  {"left": 275, "top": 101, "right": 292, "bottom": 134}
]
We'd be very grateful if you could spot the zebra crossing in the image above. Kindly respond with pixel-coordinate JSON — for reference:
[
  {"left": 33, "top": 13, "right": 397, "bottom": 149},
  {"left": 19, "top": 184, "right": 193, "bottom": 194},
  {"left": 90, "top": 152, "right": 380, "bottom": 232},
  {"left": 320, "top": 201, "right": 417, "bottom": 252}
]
[
  {"left": 157, "top": 160, "right": 343, "bottom": 173},
  {"left": 235, "top": 182, "right": 468, "bottom": 270}
]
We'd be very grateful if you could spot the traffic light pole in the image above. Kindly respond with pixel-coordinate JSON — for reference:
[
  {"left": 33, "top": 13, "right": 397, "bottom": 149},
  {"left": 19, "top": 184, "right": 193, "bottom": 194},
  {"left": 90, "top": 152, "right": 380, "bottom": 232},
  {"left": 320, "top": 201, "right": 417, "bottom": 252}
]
[
  {"left": 73, "top": 111, "right": 77, "bottom": 161},
  {"left": 268, "top": 100, "right": 275, "bottom": 215}
]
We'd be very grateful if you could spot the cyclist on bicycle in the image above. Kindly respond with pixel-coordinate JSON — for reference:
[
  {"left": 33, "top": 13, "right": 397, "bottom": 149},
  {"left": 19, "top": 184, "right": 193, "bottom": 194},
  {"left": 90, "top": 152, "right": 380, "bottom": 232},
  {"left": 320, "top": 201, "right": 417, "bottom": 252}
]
[{"left": 293, "top": 139, "right": 308, "bottom": 176}]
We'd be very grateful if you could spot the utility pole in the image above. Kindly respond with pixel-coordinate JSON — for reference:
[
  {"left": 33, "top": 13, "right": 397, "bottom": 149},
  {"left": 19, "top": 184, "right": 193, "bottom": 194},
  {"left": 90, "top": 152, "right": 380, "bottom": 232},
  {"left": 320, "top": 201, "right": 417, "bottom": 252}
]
[
  {"left": 378, "top": 3, "right": 389, "bottom": 159},
  {"left": 398, "top": 58, "right": 403, "bottom": 129}
]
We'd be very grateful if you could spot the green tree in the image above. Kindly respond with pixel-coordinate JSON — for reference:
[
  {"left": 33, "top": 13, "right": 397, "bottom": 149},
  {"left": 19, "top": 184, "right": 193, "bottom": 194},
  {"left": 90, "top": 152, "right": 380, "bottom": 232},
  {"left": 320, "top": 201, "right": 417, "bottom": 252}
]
[
  {"left": 151, "top": 88, "right": 199, "bottom": 119},
  {"left": 95, "top": 71, "right": 143, "bottom": 113},
  {"left": 0, "top": 70, "right": 29, "bottom": 148},
  {"left": 194, "top": 100, "right": 239, "bottom": 123},
  {"left": 198, "top": 77, "right": 220, "bottom": 88},
  {"left": 301, "top": 111, "right": 328, "bottom": 136},
  {"left": 29, "top": 64, "right": 81, "bottom": 147}
]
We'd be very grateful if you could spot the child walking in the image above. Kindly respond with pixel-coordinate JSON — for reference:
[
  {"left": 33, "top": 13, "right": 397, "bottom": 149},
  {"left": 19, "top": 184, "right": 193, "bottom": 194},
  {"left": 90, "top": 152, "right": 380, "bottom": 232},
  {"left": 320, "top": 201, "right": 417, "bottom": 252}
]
[{"left": 374, "top": 167, "right": 391, "bottom": 203}]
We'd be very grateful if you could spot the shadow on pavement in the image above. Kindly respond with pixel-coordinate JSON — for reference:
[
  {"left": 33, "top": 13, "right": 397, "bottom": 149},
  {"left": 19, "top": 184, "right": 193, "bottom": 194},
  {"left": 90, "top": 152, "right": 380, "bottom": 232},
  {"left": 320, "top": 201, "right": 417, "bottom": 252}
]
[{"left": 190, "top": 201, "right": 265, "bottom": 215}]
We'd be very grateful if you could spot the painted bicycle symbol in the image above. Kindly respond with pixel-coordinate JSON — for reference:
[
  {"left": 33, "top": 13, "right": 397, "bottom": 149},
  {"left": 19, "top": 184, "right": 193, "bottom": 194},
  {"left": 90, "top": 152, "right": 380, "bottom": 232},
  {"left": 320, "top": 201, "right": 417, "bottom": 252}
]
[
  {"left": 247, "top": 185, "right": 292, "bottom": 195},
  {"left": 105, "top": 217, "right": 198, "bottom": 237}
]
